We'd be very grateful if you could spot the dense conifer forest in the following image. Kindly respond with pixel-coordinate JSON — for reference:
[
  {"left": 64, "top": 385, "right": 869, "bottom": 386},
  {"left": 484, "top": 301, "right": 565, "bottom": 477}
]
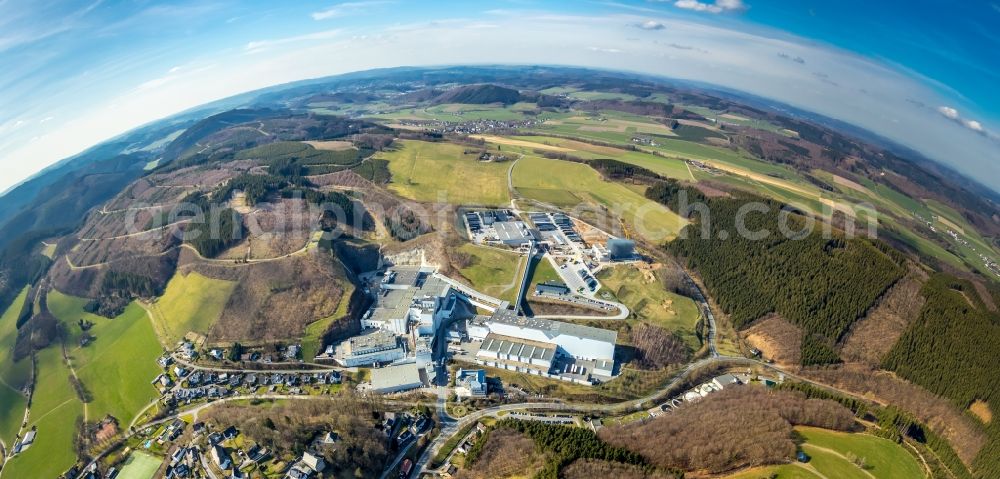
[
  {"left": 184, "top": 208, "right": 244, "bottom": 258},
  {"left": 663, "top": 195, "right": 907, "bottom": 364},
  {"left": 882, "top": 274, "right": 1000, "bottom": 478},
  {"left": 467, "top": 419, "right": 661, "bottom": 479}
]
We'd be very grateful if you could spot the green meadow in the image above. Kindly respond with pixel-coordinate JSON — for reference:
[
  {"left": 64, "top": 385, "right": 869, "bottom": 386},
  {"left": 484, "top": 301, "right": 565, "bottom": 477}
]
[
  {"left": 797, "top": 426, "right": 924, "bottom": 479},
  {"left": 456, "top": 243, "right": 523, "bottom": 302},
  {"left": 597, "top": 265, "right": 702, "bottom": 350},
  {"left": 48, "top": 291, "right": 163, "bottom": 427},
  {"left": 147, "top": 271, "right": 238, "bottom": 346},
  {"left": 0, "top": 287, "right": 30, "bottom": 445},
  {"left": 512, "top": 156, "right": 687, "bottom": 242},
  {"left": 720, "top": 426, "right": 925, "bottom": 479},
  {"left": 3, "top": 342, "right": 82, "bottom": 478},
  {"left": 377, "top": 140, "right": 511, "bottom": 205},
  {"left": 500, "top": 135, "right": 694, "bottom": 181}
]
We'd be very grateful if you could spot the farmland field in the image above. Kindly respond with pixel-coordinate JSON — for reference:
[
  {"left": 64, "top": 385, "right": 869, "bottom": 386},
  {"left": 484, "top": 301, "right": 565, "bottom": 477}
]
[
  {"left": 377, "top": 140, "right": 511, "bottom": 205},
  {"left": 796, "top": 426, "right": 925, "bottom": 479},
  {"left": 512, "top": 156, "right": 687, "bottom": 242},
  {"left": 118, "top": 451, "right": 162, "bottom": 479},
  {"left": 483, "top": 135, "right": 693, "bottom": 180},
  {"left": 597, "top": 265, "right": 702, "bottom": 350},
  {"left": 2, "top": 342, "right": 82, "bottom": 479},
  {"left": 147, "top": 271, "right": 238, "bottom": 345},
  {"left": 456, "top": 244, "right": 522, "bottom": 302},
  {"left": 0, "top": 287, "right": 30, "bottom": 444},
  {"left": 514, "top": 187, "right": 582, "bottom": 207},
  {"left": 679, "top": 104, "right": 791, "bottom": 135},
  {"left": 717, "top": 427, "right": 924, "bottom": 479},
  {"left": 719, "top": 465, "right": 821, "bottom": 479},
  {"left": 48, "top": 291, "right": 162, "bottom": 426}
]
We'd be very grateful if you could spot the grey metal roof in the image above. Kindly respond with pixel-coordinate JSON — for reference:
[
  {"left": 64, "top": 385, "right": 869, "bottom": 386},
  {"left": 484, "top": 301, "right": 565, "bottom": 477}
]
[
  {"left": 371, "top": 363, "right": 422, "bottom": 390},
  {"left": 488, "top": 310, "right": 617, "bottom": 344},
  {"left": 480, "top": 333, "right": 555, "bottom": 361},
  {"left": 338, "top": 329, "right": 400, "bottom": 356}
]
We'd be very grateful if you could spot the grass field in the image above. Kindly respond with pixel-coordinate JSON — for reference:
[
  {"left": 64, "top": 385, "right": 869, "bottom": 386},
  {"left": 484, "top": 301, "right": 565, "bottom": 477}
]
[
  {"left": 147, "top": 271, "right": 238, "bottom": 346},
  {"left": 883, "top": 217, "right": 965, "bottom": 270},
  {"left": 679, "top": 104, "right": 791, "bottom": 136},
  {"left": 3, "top": 398, "right": 82, "bottom": 478},
  {"left": 527, "top": 258, "right": 562, "bottom": 293},
  {"left": 3, "top": 340, "right": 82, "bottom": 479},
  {"left": 796, "top": 427, "right": 925, "bottom": 479},
  {"left": 487, "top": 135, "right": 694, "bottom": 181},
  {"left": 720, "top": 464, "right": 821, "bottom": 479},
  {"left": 456, "top": 244, "right": 523, "bottom": 302},
  {"left": 377, "top": 140, "right": 511, "bottom": 205},
  {"left": 47, "top": 291, "right": 163, "bottom": 427},
  {"left": 0, "top": 287, "right": 30, "bottom": 445},
  {"left": 372, "top": 103, "right": 551, "bottom": 123},
  {"left": 512, "top": 156, "right": 687, "bottom": 242},
  {"left": 118, "top": 451, "right": 162, "bottom": 479},
  {"left": 596, "top": 265, "right": 702, "bottom": 350},
  {"left": 567, "top": 91, "right": 639, "bottom": 101},
  {"left": 718, "top": 427, "right": 925, "bottom": 479},
  {"left": 514, "top": 187, "right": 582, "bottom": 207}
]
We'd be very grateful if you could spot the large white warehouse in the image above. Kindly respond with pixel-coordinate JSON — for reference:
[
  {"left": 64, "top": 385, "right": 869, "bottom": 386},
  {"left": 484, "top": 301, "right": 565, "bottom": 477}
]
[{"left": 469, "top": 308, "right": 617, "bottom": 362}]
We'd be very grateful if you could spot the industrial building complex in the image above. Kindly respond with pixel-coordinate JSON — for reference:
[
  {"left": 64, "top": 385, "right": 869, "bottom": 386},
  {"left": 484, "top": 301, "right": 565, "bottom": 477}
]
[
  {"left": 466, "top": 305, "right": 617, "bottom": 382},
  {"left": 317, "top": 207, "right": 637, "bottom": 394}
]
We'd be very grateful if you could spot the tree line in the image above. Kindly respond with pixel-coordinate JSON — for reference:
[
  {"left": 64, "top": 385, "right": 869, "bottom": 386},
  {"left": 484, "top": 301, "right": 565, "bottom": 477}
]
[
  {"left": 468, "top": 419, "right": 659, "bottom": 479},
  {"left": 659, "top": 194, "right": 906, "bottom": 365},
  {"left": 600, "top": 386, "right": 856, "bottom": 474},
  {"left": 881, "top": 274, "right": 1000, "bottom": 479}
]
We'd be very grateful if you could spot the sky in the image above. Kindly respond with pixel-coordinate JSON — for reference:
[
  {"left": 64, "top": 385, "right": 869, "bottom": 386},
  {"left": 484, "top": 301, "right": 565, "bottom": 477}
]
[{"left": 0, "top": 0, "right": 998, "bottom": 193}]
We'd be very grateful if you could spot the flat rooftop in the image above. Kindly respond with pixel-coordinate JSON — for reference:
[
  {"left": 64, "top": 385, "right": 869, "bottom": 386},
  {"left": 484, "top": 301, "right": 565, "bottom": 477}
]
[
  {"left": 480, "top": 333, "right": 556, "bottom": 362},
  {"left": 495, "top": 221, "right": 529, "bottom": 243},
  {"left": 371, "top": 362, "right": 422, "bottom": 390},
  {"left": 489, "top": 309, "right": 617, "bottom": 345},
  {"left": 338, "top": 329, "right": 400, "bottom": 356}
]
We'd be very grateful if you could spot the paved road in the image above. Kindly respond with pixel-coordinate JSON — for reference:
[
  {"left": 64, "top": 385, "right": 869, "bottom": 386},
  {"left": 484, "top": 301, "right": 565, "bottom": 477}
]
[
  {"left": 432, "top": 273, "right": 503, "bottom": 310},
  {"left": 411, "top": 352, "right": 879, "bottom": 477},
  {"left": 684, "top": 273, "right": 719, "bottom": 358}
]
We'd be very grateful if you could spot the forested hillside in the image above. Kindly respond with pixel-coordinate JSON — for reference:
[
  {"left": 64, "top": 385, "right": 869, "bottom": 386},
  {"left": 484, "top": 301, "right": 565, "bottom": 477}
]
[
  {"left": 882, "top": 274, "right": 1000, "bottom": 478},
  {"left": 665, "top": 195, "right": 907, "bottom": 365}
]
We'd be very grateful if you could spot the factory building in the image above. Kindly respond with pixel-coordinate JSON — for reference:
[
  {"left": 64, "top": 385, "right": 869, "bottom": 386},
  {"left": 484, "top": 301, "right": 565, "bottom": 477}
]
[
  {"left": 333, "top": 329, "right": 405, "bottom": 367},
  {"left": 475, "top": 333, "right": 555, "bottom": 373},
  {"left": 361, "top": 267, "right": 454, "bottom": 336},
  {"left": 607, "top": 239, "right": 637, "bottom": 261},
  {"left": 467, "top": 306, "right": 617, "bottom": 381},
  {"left": 470, "top": 308, "right": 617, "bottom": 362},
  {"left": 370, "top": 363, "right": 424, "bottom": 394}
]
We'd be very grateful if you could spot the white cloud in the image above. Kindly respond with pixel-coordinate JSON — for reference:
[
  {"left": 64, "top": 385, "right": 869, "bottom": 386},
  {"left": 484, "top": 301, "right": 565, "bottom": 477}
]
[
  {"left": 311, "top": 1, "right": 392, "bottom": 21},
  {"left": 937, "top": 106, "right": 992, "bottom": 136},
  {"left": 39, "top": 116, "right": 54, "bottom": 123},
  {"left": 673, "top": 0, "right": 746, "bottom": 14},
  {"left": 938, "top": 106, "right": 959, "bottom": 119},
  {"left": 245, "top": 29, "right": 341, "bottom": 52},
  {"left": 2, "top": 11, "right": 999, "bottom": 193},
  {"left": 635, "top": 20, "right": 666, "bottom": 30},
  {"left": 964, "top": 120, "right": 984, "bottom": 132}
]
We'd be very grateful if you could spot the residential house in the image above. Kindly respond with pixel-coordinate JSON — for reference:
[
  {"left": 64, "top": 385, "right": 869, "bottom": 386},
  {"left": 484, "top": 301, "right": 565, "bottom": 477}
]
[{"left": 211, "top": 445, "right": 232, "bottom": 470}]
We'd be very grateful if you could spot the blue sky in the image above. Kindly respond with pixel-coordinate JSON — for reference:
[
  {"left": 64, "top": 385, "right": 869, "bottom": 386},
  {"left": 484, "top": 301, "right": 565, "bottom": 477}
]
[{"left": 0, "top": 0, "right": 997, "bottom": 192}]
